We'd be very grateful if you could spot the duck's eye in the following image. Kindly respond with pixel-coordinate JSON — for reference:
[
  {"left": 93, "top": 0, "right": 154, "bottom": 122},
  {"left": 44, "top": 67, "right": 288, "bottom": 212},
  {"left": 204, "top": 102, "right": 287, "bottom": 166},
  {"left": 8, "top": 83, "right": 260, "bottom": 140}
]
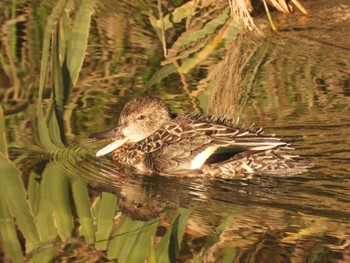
[
  {"left": 134, "top": 203, "right": 143, "bottom": 208},
  {"left": 136, "top": 114, "right": 146, "bottom": 120}
]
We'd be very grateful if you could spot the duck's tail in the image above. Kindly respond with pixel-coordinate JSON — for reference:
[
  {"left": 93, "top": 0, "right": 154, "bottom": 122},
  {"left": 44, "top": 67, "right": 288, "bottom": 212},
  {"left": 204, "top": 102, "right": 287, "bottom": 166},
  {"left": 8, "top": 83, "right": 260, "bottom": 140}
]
[{"left": 205, "top": 148, "right": 313, "bottom": 179}]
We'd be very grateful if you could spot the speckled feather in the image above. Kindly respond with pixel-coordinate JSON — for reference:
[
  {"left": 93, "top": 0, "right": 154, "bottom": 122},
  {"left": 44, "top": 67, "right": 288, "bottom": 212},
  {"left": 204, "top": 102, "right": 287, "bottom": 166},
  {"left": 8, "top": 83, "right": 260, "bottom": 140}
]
[
  {"left": 95, "top": 96, "right": 311, "bottom": 178},
  {"left": 122, "top": 113, "right": 290, "bottom": 175}
]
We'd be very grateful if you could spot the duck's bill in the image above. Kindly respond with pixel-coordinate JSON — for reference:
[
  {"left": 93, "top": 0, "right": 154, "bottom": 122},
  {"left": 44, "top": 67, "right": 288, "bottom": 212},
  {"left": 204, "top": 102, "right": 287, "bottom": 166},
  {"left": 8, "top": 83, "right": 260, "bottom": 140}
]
[
  {"left": 89, "top": 127, "right": 120, "bottom": 140},
  {"left": 96, "top": 137, "right": 128, "bottom": 157},
  {"left": 89, "top": 127, "right": 128, "bottom": 157}
]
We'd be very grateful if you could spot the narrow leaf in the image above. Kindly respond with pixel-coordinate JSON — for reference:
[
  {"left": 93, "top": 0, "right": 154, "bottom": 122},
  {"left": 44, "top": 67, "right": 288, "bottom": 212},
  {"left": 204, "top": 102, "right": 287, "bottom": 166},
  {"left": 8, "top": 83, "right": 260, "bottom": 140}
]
[
  {"left": 0, "top": 106, "right": 7, "bottom": 156},
  {"left": 119, "top": 219, "right": 158, "bottom": 263},
  {"left": 38, "top": 0, "right": 67, "bottom": 103},
  {"left": 0, "top": 201, "right": 23, "bottom": 262},
  {"left": 155, "top": 208, "right": 191, "bottom": 263},
  {"left": 95, "top": 192, "right": 118, "bottom": 250},
  {"left": 180, "top": 7, "right": 230, "bottom": 48},
  {"left": 72, "top": 180, "right": 95, "bottom": 244},
  {"left": 148, "top": 236, "right": 157, "bottom": 263},
  {"left": 48, "top": 162, "right": 74, "bottom": 240},
  {"left": 66, "top": 0, "right": 96, "bottom": 86},
  {"left": 0, "top": 152, "right": 40, "bottom": 252},
  {"left": 36, "top": 165, "right": 59, "bottom": 242},
  {"left": 27, "top": 171, "right": 41, "bottom": 216},
  {"left": 107, "top": 217, "right": 145, "bottom": 261},
  {"left": 145, "top": 64, "right": 176, "bottom": 88}
]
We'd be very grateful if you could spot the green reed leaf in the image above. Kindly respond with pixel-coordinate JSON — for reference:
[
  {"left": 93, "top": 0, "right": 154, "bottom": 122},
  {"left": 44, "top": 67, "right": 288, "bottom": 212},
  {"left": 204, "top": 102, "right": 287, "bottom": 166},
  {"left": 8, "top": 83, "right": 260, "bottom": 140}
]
[
  {"left": 66, "top": 0, "right": 96, "bottom": 87},
  {"left": 150, "top": 0, "right": 215, "bottom": 32},
  {"left": 30, "top": 247, "right": 59, "bottom": 263},
  {"left": 59, "top": 10, "right": 71, "bottom": 67},
  {"left": 52, "top": 25, "right": 65, "bottom": 109},
  {"left": 118, "top": 219, "right": 158, "bottom": 263},
  {"left": 0, "top": 106, "right": 7, "bottom": 156},
  {"left": 28, "top": 171, "right": 41, "bottom": 216},
  {"left": 155, "top": 208, "right": 191, "bottom": 263},
  {"left": 36, "top": 162, "right": 74, "bottom": 242},
  {"left": 148, "top": 236, "right": 157, "bottom": 263},
  {"left": 107, "top": 215, "right": 134, "bottom": 258},
  {"left": 204, "top": 216, "right": 230, "bottom": 248},
  {"left": 36, "top": 163, "right": 67, "bottom": 242},
  {"left": 38, "top": 0, "right": 67, "bottom": 103},
  {"left": 117, "top": 221, "right": 150, "bottom": 262},
  {"left": 193, "top": 216, "right": 231, "bottom": 263},
  {"left": 0, "top": 152, "right": 40, "bottom": 253},
  {"left": 48, "top": 106, "right": 65, "bottom": 145},
  {"left": 220, "top": 247, "right": 239, "bottom": 263},
  {"left": 179, "top": 17, "right": 242, "bottom": 73},
  {"left": 145, "top": 64, "right": 176, "bottom": 87},
  {"left": 95, "top": 192, "right": 118, "bottom": 250},
  {"left": 0, "top": 200, "right": 23, "bottom": 262},
  {"left": 72, "top": 181, "right": 95, "bottom": 244},
  {"left": 37, "top": 106, "right": 57, "bottom": 149},
  {"left": 47, "top": 162, "right": 74, "bottom": 239},
  {"left": 180, "top": 7, "right": 230, "bottom": 48},
  {"left": 36, "top": 170, "right": 58, "bottom": 242},
  {"left": 107, "top": 217, "right": 146, "bottom": 261}
]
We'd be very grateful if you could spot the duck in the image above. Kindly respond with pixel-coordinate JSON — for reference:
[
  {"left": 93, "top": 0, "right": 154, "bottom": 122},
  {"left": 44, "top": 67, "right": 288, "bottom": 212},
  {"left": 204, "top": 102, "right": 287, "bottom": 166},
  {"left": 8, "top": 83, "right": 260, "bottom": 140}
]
[{"left": 89, "top": 96, "right": 310, "bottom": 178}]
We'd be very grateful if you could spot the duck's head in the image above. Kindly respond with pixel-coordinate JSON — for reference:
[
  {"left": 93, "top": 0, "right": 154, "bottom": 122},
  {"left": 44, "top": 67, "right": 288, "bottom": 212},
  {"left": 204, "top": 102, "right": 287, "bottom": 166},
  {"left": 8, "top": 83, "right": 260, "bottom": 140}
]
[{"left": 89, "top": 96, "right": 171, "bottom": 157}]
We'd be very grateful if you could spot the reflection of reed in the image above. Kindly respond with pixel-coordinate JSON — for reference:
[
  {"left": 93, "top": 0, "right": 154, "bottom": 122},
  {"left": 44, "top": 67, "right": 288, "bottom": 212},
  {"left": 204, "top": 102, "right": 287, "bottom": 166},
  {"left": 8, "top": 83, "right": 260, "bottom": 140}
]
[
  {"left": 242, "top": 33, "right": 350, "bottom": 124},
  {"left": 0, "top": 11, "right": 34, "bottom": 114},
  {"left": 203, "top": 32, "right": 263, "bottom": 117}
]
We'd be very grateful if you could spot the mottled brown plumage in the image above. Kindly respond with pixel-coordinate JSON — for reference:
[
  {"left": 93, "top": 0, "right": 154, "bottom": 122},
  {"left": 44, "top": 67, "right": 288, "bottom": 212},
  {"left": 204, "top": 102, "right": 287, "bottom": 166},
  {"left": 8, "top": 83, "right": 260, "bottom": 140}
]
[{"left": 90, "top": 96, "right": 310, "bottom": 178}]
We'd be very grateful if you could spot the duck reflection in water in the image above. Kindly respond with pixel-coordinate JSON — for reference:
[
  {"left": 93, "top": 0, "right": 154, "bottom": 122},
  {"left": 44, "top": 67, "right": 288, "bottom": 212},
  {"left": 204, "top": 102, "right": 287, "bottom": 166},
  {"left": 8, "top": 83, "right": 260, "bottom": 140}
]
[
  {"left": 86, "top": 159, "right": 210, "bottom": 221},
  {"left": 85, "top": 158, "right": 322, "bottom": 263},
  {"left": 89, "top": 96, "right": 311, "bottom": 178}
]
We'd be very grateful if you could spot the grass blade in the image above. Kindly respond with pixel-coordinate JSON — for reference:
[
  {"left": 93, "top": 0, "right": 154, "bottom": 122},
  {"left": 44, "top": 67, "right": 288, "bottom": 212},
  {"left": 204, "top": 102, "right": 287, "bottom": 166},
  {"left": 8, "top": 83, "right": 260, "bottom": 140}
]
[
  {"left": 155, "top": 208, "right": 191, "bottom": 263},
  {"left": 66, "top": 0, "right": 96, "bottom": 87},
  {"left": 0, "top": 106, "right": 7, "bottom": 156},
  {"left": 119, "top": 219, "right": 158, "bottom": 263},
  {"left": 95, "top": 192, "right": 118, "bottom": 250},
  {"left": 145, "top": 64, "right": 176, "bottom": 88},
  {"left": 47, "top": 162, "right": 74, "bottom": 240},
  {"left": 0, "top": 152, "right": 40, "bottom": 252},
  {"left": 180, "top": 7, "right": 230, "bottom": 48},
  {"left": 72, "top": 181, "right": 96, "bottom": 244},
  {"left": 37, "top": 106, "right": 58, "bottom": 149},
  {"left": 27, "top": 171, "right": 42, "bottom": 216},
  {"left": 35, "top": 165, "right": 61, "bottom": 242},
  {"left": 0, "top": 200, "right": 23, "bottom": 262},
  {"left": 38, "top": 0, "right": 67, "bottom": 103},
  {"left": 193, "top": 216, "right": 231, "bottom": 262},
  {"left": 107, "top": 217, "right": 146, "bottom": 261},
  {"left": 148, "top": 236, "right": 157, "bottom": 263}
]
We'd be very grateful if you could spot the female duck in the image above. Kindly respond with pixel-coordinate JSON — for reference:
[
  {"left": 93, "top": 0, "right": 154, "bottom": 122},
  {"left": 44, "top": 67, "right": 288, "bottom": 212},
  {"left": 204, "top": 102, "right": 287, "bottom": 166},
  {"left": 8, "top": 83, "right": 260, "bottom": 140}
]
[{"left": 89, "top": 96, "right": 309, "bottom": 178}]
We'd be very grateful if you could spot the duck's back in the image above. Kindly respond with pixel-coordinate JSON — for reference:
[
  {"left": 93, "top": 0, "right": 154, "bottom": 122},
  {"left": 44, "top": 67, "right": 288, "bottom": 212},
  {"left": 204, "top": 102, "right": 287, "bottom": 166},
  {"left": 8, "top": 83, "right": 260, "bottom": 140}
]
[{"left": 125, "top": 115, "right": 293, "bottom": 176}]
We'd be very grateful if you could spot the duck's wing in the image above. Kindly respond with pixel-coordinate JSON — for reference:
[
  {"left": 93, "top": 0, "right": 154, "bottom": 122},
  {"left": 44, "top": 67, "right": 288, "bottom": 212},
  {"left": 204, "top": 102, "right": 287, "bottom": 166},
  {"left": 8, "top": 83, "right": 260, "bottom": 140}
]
[
  {"left": 183, "top": 115, "right": 287, "bottom": 151},
  {"left": 133, "top": 115, "right": 287, "bottom": 174},
  {"left": 207, "top": 149, "right": 312, "bottom": 178}
]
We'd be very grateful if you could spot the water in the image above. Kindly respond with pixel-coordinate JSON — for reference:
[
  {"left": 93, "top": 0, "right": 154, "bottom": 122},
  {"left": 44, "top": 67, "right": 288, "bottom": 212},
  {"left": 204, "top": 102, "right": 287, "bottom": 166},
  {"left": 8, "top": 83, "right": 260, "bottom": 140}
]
[{"left": 1, "top": 0, "right": 350, "bottom": 262}]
